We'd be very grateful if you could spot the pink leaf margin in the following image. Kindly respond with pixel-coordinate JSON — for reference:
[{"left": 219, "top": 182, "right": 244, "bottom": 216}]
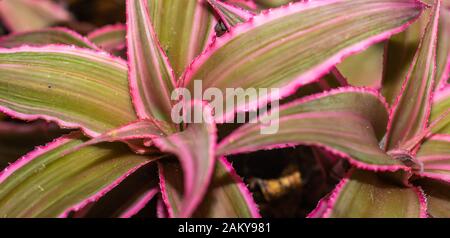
[
  {"left": 385, "top": 0, "right": 441, "bottom": 151},
  {"left": 0, "top": 27, "right": 100, "bottom": 50},
  {"left": 182, "top": 0, "right": 425, "bottom": 121},
  {"left": 0, "top": 132, "right": 154, "bottom": 218},
  {"left": 125, "top": 0, "right": 177, "bottom": 121},
  {"left": 157, "top": 157, "right": 261, "bottom": 218},
  {"left": 218, "top": 86, "right": 409, "bottom": 172},
  {"left": 207, "top": 0, "right": 255, "bottom": 29},
  {"left": 0, "top": 132, "right": 78, "bottom": 185},
  {"left": 0, "top": 44, "right": 130, "bottom": 138},
  {"left": 157, "top": 162, "right": 175, "bottom": 218},
  {"left": 417, "top": 133, "right": 450, "bottom": 184},
  {"left": 316, "top": 170, "right": 428, "bottom": 218},
  {"left": 219, "top": 157, "right": 261, "bottom": 218},
  {"left": 434, "top": 84, "right": 450, "bottom": 103},
  {"left": 153, "top": 101, "right": 217, "bottom": 218},
  {"left": 119, "top": 187, "right": 159, "bottom": 218},
  {"left": 87, "top": 24, "right": 127, "bottom": 51},
  {"left": 59, "top": 160, "right": 152, "bottom": 218}
]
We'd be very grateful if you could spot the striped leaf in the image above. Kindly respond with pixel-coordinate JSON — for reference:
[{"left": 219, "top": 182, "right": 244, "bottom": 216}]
[
  {"left": 218, "top": 88, "right": 408, "bottom": 171},
  {"left": 383, "top": 0, "right": 449, "bottom": 101},
  {"left": 0, "top": 121, "right": 67, "bottom": 170},
  {"left": 382, "top": 5, "right": 428, "bottom": 105},
  {"left": 226, "top": 0, "right": 261, "bottom": 12},
  {"left": 63, "top": 120, "right": 170, "bottom": 155},
  {"left": 436, "top": 6, "right": 450, "bottom": 89},
  {"left": 153, "top": 103, "right": 217, "bottom": 218},
  {"left": 430, "top": 85, "right": 450, "bottom": 134},
  {"left": 322, "top": 170, "right": 427, "bottom": 218},
  {"left": 208, "top": 0, "right": 254, "bottom": 28},
  {"left": 0, "top": 0, "right": 72, "bottom": 32},
  {"left": 417, "top": 134, "right": 450, "bottom": 183},
  {"left": 127, "top": 0, "right": 176, "bottom": 126},
  {"left": 182, "top": 0, "right": 425, "bottom": 121},
  {"left": 147, "top": 0, "right": 217, "bottom": 78},
  {"left": 0, "top": 46, "right": 136, "bottom": 137},
  {"left": 208, "top": 1, "right": 349, "bottom": 96},
  {"left": 159, "top": 158, "right": 260, "bottom": 218},
  {"left": 77, "top": 164, "right": 159, "bottom": 218},
  {"left": 0, "top": 28, "right": 98, "bottom": 49},
  {"left": 0, "top": 133, "right": 157, "bottom": 218},
  {"left": 87, "top": 24, "right": 127, "bottom": 53},
  {"left": 385, "top": 1, "right": 441, "bottom": 151}
]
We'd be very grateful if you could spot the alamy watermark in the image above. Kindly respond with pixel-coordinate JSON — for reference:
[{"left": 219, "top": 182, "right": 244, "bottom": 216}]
[{"left": 171, "top": 80, "right": 280, "bottom": 135}]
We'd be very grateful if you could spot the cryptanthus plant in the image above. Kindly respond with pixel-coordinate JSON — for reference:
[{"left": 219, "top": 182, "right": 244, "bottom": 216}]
[{"left": 0, "top": 0, "right": 448, "bottom": 218}]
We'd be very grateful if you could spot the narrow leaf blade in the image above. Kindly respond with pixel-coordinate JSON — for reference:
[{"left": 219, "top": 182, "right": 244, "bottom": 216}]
[
  {"left": 436, "top": 6, "right": 450, "bottom": 89},
  {"left": 218, "top": 88, "right": 408, "bottom": 171},
  {"left": 127, "top": 0, "right": 176, "bottom": 125},
  {"left": 382, "top": 6, "right": 428, "bottom": 105},
  {"left": 208, "top": 0, "right": 254, "bottom": 28},
  {"left": 153, "top": 102, "right": 217, "bottom": 217},
  {"left": 417, "top": 134, "right": 450, "bottom": 183},
  {"left": 0, "top": 133, "right": 157, "bottom": 218},
  {"left": 75, "top": 164, "right": 159, "bottom": 218},
  {"left": 386, "top": 1, "right": 441, "bottom": 150},
  {"left": 0, "top": 28, "right": 98, "bottom": 49},
  {"left": 159, "top": 158, "right": 260, "bottom": 218},
  {"left": 147, "top": 0, "right": 217, "bottom": 78},
  {"left": 431, "top": 85, "right": 450, "bottom": 134},
  {"left": 0, "top": 121, "right": 67, "bottom": 170},
  {"left": 183, "top": 0, "right": 425, "bottom": 121},
  {"left": 324, "top": 170, "right": 427, "bottom": 218},
  {"left": 87, "top": 24, "right": 127, "bottom": 53},
  {"left": 0, "top": 46, "right": 137, "bottom": 137}
]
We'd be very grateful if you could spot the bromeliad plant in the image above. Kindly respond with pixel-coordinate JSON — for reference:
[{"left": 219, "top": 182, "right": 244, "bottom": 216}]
[{"left": 0, "top": 0, "right": 448, "bottom": 218}]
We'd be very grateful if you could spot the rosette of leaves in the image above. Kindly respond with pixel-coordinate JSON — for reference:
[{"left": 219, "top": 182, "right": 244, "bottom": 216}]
[{"left": 0, "top": 0, "right": 447, "bottom": 218}]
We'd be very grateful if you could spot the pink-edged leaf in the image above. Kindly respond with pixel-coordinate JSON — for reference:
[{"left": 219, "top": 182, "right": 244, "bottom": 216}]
[
  {"left": 226, "top": 0, "right": 261, "bottom": 12},
  {"left": 208, "top": 0, "right": 255, "bottom": 28},
  {"left": 147, "top": 0, "right": 217, "bottom": 78},
  {"left": 182, "top": 0, "right": 425, "bottom": 122},
  {"left": 218, "top": 87, "right": 409, "bottom": 172},
  {"left": 0, "top": 45, "right": 137, "bottom": 137},
  {"left": 416, "top": 134, "right": 450, "bottom": 183},
  {"left": 385, "top": 0, "right": 441, "bottom": 151},
  {"left": 382, "top": 3, "right": 429, "bottom": 105},
  {"left": 436, "top": 6, "right": 450, "bottom": 89},
  {"left": 118, "top": 188, "right": 158, "bottom": 218},
  {"left": 0, "top": 121, "right": 67, "bottom": 170},
  {"left": 322, "top": 169, "right": 427, "bottom": 218},
  {"left": 60, "top": 119, "right": 171, "bottom": 156},
  {"left": 87, "top": 24, "right": 126, "bottom": 53},
  {"left": 430, "top": 85, "right": 450, "bottom": 134},
  {"left": 418, "top": 178, "right": 450, "bottom": 218},
  {"left": 156, "top": 195, "right": 169, "bottom": 218},
  {"left": 0, "top": 0, "right": 73, "bottom": 32},
  {"left": 0, "top": 132, "right": 159, "bottom": 218},
  {"left": 0, "top": 27, "right": 99, "bottom": 49},
  {"left": 153, "top": 102, "right": 217, "bottom": 218},
  {"left": 127, "top": 0, "right": 176, "bottom": 126},
  {"left": 307, "top": 195, "right": 330, "bottom": 218},
  {"left": 159, "top": 157, "right": 260, "bottom": 218},
  {"left": 76, "top": 164, "right": 159, "bottom": 218}
]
